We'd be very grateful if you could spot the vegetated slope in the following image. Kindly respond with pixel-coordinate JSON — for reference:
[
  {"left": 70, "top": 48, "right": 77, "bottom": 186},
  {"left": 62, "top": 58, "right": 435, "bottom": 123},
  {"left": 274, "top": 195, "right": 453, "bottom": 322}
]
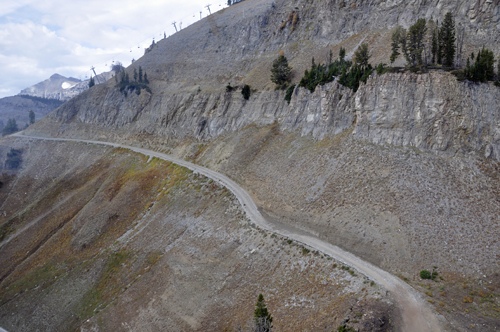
[{"left": 0, "top": 137, "right": 398, "bottom": 331}]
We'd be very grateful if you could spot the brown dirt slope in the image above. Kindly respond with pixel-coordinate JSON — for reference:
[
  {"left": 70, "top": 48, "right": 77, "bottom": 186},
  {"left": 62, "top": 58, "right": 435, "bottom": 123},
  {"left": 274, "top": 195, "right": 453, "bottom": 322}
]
[
  {"left": 180, "top": 123, "right": 500, "bottom": 331},
  {"left": 0, "top": 137, "right": 397, "bottom": 331}
]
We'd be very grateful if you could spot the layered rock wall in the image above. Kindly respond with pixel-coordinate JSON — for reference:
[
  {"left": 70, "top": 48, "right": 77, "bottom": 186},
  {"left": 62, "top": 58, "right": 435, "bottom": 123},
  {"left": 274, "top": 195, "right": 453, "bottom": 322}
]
[{"left": 32, "top": 71, "right": 500, "bottom": 161}]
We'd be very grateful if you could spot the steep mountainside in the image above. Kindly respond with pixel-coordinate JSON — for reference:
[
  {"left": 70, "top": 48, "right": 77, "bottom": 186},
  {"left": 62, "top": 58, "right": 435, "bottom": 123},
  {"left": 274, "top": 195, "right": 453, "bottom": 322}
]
[
  {"left": 28, "top": 0, "right": 500, "bottom": 158},
  {"left": 8, "top": 0, "right": 500, "bottom": 330},
  {"left": 0, "top": 137, "right": 398, "bottom": 331}
]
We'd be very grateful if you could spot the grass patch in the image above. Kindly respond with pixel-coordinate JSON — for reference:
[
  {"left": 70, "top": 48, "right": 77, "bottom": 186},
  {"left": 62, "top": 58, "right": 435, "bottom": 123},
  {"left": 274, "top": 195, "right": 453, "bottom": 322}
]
[
  {"left": 78, "top": 250, "right": 133, "bottom": 319},
  {"left": 0, "top": 262, "right": 65, "bottom": 302}
]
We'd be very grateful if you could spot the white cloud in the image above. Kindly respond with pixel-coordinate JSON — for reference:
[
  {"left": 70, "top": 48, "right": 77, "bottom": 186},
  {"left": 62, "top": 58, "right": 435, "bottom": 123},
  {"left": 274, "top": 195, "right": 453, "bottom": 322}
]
[{"left": 0, "top": 0, "right": 227, "bottom": 98}]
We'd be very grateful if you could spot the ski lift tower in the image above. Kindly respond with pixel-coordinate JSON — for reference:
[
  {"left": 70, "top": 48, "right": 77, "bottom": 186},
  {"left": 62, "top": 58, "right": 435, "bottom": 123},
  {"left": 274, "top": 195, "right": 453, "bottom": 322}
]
[
  {"left": 205, "top": 4, "right": 212, "bottom": 15},
  {"left": 172, "top": 21, "right": 178, "bottom": 32},
  {"left": 90, "top": 66, "right": 100, "bottom": 84}
]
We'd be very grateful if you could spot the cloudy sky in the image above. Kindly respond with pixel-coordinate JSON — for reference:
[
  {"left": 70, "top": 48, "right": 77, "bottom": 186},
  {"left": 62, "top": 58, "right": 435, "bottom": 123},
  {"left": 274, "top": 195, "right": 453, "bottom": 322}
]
[{"left": 0, "top": 0, "right": 227, "bottom": 99}]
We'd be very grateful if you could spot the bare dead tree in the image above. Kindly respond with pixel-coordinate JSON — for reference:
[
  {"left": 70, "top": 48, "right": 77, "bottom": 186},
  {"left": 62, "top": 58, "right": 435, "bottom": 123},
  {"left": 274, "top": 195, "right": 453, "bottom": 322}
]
[{"left": 456, "top": 23, "right": 465, "bottom": 68}]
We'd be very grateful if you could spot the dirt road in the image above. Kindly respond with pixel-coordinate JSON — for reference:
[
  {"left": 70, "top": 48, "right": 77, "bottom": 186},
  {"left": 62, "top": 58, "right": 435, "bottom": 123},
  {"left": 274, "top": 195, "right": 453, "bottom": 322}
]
[{"left": 11, "top": 133, "right": 444, "bottom": 332}]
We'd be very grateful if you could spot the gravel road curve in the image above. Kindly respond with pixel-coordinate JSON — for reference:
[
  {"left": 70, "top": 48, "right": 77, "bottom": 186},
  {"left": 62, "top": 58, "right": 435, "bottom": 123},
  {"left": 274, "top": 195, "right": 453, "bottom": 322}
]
[{"left": 11, "top": 133, "right": 444, "bottom": 332}]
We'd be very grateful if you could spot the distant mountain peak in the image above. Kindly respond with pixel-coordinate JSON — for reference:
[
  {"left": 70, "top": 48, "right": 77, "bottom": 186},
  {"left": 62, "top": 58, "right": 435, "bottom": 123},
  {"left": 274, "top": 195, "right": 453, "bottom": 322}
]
[
  {"left": 50, "top": 73, "right": 65, "bottom": 80},
  {"left": 18, "top": 72, "right": 113, "bottom": 101}
]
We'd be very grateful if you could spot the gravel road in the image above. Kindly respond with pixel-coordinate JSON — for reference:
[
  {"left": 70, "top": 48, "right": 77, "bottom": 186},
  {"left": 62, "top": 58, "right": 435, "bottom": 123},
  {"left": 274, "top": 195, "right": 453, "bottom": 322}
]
[{"left": 11, "top": 133, "right": 444, "bottom": 332}]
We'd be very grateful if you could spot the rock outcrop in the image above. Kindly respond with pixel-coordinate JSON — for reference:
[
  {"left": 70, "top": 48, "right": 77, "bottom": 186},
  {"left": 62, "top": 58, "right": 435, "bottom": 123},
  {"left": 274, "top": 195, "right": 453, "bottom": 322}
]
[
  {"left": 31, "top": 71, "right": 500, "bottom": 162},
  {"left": 27, "top": 0, "right": 500, "bottom": 160}
]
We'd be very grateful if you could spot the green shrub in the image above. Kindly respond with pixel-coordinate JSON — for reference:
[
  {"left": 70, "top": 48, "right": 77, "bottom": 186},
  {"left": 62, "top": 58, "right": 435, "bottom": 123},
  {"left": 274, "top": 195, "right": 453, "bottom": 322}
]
[
  {"left": 5, "top": 148, "right": 22, "bottom": 169},
  {"left": 226, "top": 82, "right": 235, "bottom": 92},
  {"left": 376, "top": 63, "right": 388, "bottom": 75},
  {"left": 420, "top": 270, "right": 432, "bottom": 279},
  {"left": 451, "top": 69, "right": 466, "bottom": 81},
  {"left": 339, "top": 64, "right": 373, "bottom": 92},
  {"left": 284, "top": 84, "right": 296, "bottom": 104},
  {"left": 241, "top": 84, "right": 251, "bottom": 100},
  {"left": 298, "top": 55, "right": 350, "bottom": 93},
  {"left": 302, "top": 247, "right": 310, "bottom": 255}
]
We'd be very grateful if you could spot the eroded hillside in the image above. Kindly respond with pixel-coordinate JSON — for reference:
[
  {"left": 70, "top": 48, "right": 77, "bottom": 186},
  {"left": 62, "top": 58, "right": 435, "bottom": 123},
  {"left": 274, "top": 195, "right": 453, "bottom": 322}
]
[
  {"left": 175, "top": 120, "right": 500, "bottom": 331},
  {"left": 0, "top": 137, "right": 398, "bottom": 331},
  {"left": 10, "top": 0, "right": 500, "bottom": 331}
]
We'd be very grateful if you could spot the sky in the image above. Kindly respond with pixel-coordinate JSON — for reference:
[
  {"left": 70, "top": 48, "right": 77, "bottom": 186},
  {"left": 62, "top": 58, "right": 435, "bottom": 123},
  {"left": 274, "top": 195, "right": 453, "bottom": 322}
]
[{"left": 0, "top": 0, "right": 228, "bottom": 99}]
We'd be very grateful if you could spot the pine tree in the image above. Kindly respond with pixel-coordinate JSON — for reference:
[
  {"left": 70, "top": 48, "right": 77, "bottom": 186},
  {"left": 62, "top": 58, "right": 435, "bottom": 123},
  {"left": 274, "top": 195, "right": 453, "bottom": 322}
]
[
  {"left": 5, "top": 148, "right": 22, "bottom": 169},
  {"left": 254, "top": 294, "right": 272, "bottom": 332},
  {"left": 390, "top": 26, "right": 405, "bottom": 64},
  {"left": 138, "top": 67, "right": 143, "bottom": 83},
  {"left": 353, "top": 43, "right": 371, "bottom": 67},
  {"left": 88, "top": 76, "right": 95, "bottom": 88},
  {"left": 431, "top": 27, "right": 438, "bottom": 64},
  {"left": 391, "top": 20, "right": 427, "bottom": 67},
  {"left": 339, "top": 47, "right": 346, "bottom": 62},
  {"left": 144, "top": 73, "right": 149, "bottom": 84},
  {"left": 242, "top": 84, "right": 251, "bottom": 100},
  {"left": 437, "top": 29, "right": 443, "bottom": 64},
  {"left": 270, "top": 54, "right": 293, "bottom": 90},
  {"left": 29, "top": 110, "right": 35, "bottom": 124},
  {"left": 134, "top": 68, "right": 138, "bottom": 81},
  {"left": 406, "top": 18, "right": 427, "bottom": 67},
  {"left": 440, "top": 12, "right": 456, "bottom": 67},
  {"left": 2, "top": 119, "right": 18, "bottom": 136}
]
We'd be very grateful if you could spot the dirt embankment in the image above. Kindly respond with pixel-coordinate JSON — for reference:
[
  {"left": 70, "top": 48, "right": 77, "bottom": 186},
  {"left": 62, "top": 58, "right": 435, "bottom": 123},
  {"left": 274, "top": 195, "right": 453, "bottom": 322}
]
[
  {"left": 176, "top": 123, "right": 500, "bottom": 331},
  {"left": 0, "top": 137, "right": 397, "bottom": 331}
]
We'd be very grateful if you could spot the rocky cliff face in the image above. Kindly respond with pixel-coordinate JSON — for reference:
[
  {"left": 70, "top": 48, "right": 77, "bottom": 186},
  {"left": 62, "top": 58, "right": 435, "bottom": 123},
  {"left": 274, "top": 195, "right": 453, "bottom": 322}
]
[
  {"left": 28, "top": 0, "right": 500, "bottom": 160},
  {"left": 31, "top": 71, "right": 500, "bottom": 162},
  {"left": 352, "top": 72, "right": 500, "bottom": 159}
]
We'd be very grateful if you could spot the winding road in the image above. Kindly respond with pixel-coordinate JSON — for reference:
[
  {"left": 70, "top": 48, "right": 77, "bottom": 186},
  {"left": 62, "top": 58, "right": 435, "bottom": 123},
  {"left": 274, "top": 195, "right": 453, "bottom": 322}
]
[{"left": 11, "top": 133, "right": 444, "bottom": 332}]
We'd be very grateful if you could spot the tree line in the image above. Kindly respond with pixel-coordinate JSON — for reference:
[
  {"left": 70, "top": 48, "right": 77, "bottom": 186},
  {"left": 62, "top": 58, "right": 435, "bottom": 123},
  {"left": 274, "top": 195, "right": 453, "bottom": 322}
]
[
  {"left": 114, "top": 66, "right": 151, "bottom": 97},
  {"left": 270, "top": 12, "right": 500, "bottom": 104},
  {"left": 391, "top": 12, "right": 499, "bottom": 82},
  {"left": 271, "top": 42, "right": 373, "bottom": 103}
]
